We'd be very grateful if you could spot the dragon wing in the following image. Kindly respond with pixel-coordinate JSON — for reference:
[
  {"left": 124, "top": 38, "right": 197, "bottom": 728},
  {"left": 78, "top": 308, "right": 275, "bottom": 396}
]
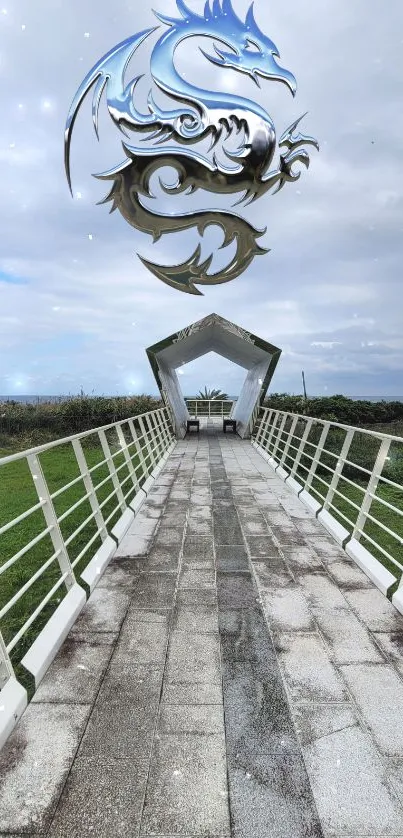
[{"left": 64, "top": 27, "right": 157, "bottom": 194}]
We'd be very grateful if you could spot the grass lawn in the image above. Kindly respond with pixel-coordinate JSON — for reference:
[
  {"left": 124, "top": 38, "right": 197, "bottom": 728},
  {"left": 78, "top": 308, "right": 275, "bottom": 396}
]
[{"left": 0, "top": 432, "right": 152, "bottom": 672}]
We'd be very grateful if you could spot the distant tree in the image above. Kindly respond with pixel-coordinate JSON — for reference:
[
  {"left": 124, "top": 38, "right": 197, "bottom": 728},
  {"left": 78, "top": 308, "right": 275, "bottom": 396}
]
[{"left": 197, "top": 387, "right": 228, "bottom": 401}]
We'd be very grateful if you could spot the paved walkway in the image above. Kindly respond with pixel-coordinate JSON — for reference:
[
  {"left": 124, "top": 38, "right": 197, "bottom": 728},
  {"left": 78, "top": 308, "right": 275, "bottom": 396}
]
[{"left": 3, "top": 424, "right": 403, "bottom": 836}]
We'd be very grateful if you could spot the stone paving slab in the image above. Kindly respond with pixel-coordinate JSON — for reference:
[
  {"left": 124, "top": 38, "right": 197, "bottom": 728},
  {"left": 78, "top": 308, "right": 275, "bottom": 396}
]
[
  {"left": 274, "top": 631, "right": 349, "bottom": 703},
  {"left": 341, "top": 664, "right": 403, "bottom": 757},
  {"left": 140, "top": 734, "right": 230, "bottom": 837},
  {"left": 47, "top": 757, "right": 150, "bottom": 838},
  {"left": 31, "top": 637, "right": 113, "bottom": 705},
  {"left": 165, "top": 631, "right": 222, "bottom": 686},
  {"left": 297, "top": 714, "right": 403, "bottom": 836},
  {"left": 227, "top": 752, "right": 323, "bottom": 838},
  {"left": 0, "top": 704, "right": 91, "bottom": 833}
]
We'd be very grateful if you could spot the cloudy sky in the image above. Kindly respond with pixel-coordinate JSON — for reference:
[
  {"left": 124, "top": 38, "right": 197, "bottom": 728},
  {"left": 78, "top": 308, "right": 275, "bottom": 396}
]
[{"left": 0, "top": 0, "right": 402, "bottom": 399}]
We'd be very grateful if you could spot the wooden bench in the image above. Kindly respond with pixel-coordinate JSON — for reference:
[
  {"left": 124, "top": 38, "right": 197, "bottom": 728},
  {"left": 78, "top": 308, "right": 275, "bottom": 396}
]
[
  {"left": 223, "top": 419, "right": 237, "bottom": 434},
  {"left": 187, "top": 420, "right": 200, "bottom": 434}
]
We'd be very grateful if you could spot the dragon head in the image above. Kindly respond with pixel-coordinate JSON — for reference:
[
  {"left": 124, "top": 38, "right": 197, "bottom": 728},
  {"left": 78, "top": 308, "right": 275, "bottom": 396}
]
[{"left": 155, "top": 0, "right": 297, "bottom": 96}]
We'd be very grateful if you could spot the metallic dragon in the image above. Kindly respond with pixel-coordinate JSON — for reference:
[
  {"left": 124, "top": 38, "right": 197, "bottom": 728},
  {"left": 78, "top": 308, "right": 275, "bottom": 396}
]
[{"left": 65, "top": 0, "right": 319, "bottom": 295}]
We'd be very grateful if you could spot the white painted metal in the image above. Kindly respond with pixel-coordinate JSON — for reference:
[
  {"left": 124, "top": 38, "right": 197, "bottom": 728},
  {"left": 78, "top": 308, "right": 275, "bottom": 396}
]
[
  {"left": 72, "top": 438, "right": 108, "bottom": 543},
  {"left": 27, "top": 453, "right": 76, "bottom": 591},
  {"left": 353, "top": 438, "right": 391, "bottom": 543},
  {"left": 21, "top": 584, "right": 87, "bottom": 687},
  {"left": 186, "top": 400, "right": 234, "bottom": 418},
  {"left": 98, "top": 429, "right": 127, "bottom": 515},
  {"left": 0, "top": 631, "right": 14, "bottom": 689},
  {"left": 0, "top": 677, "right": 27, "bottom": 751},
  {"left": 253, "top": 408, "right": 403, "bottom": 587}
]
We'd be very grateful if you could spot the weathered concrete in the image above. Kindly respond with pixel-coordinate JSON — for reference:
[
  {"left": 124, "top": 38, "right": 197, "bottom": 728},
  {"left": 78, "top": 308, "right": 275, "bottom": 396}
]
[{"left": 2, "top": 420, "right": 403, "bottom": 837}]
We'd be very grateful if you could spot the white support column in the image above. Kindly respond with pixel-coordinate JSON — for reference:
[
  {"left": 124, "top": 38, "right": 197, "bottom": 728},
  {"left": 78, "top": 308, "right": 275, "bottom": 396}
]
[
  {"left": 280, "top": 415, "right": 298, "bottom": 467},
  {"left": 72, "top": 439, "right": 109, "bottom": 543},
  {"left": 162, "top": 408, "right": 174, "bottom": 445},
  {"left": 323, "top": 429, "right": 355, "bottom": 512},
  {"left": 115, "top": 424, "right": 140, "bottom": 493},
  {"left": 27, "top": 453, "right": 76, "bottom": 591},
  {"left": 98, "top": 430, "right": 127, "bottom": 513},
  {"left": 353, "top": 438, "right": 391, "bottom": 543},
  {"left": 141, "top": 414, "right": 158, "bottom": 469},
  {"left": 272, "top": 413, "right": 288, "bottom": 461},
  {"left": 266, "top": 410, "right": 280, "bottom": 454},
  {"left": 256, "top": 409, "right": 272, "bottom": 447},
  {"left": 0, "top": 630, "right": 14, "bottom": 687},
  {"left": 129, "top": 419, "right": 148, "bottom": 482},
  {"left": 151, "top": 410, "right": 165, "bottom": 460},
  {"left": 290, "top": 418, "right": 313, "bottom": 480},
  {"left": 157, "top": 409, "right": 168, "bottom": 450},
  {"left": 305, "top": 422, "right": 330, "bottom": 492}
]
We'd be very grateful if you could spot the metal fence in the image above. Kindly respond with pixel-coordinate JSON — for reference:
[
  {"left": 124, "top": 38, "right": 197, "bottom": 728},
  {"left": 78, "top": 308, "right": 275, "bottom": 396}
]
[
  {"left": 253, "top": 408, "right": 403, "bottom": 583},
  {"left": 0, "top": 408, "right": 174, "bottom": 693},
  {"left": 185, "top": 400, "right": 235, "bottom": 417}
]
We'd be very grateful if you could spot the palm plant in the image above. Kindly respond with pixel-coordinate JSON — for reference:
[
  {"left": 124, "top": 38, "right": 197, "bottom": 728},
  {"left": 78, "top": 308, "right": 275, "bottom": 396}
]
[{"left": 197, "top": 387, "right": 228, "bottom": 400}]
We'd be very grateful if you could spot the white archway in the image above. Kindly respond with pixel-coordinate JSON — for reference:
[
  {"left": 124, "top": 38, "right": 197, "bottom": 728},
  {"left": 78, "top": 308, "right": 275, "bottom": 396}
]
[{"left": 146, "top": 313, "right": 282, "bottom": 438}]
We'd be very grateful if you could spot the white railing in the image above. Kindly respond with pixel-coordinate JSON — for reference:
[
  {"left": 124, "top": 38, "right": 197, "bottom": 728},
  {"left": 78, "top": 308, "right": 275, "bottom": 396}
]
[
  {"left": 0, "top": 408, "right": 174, "bottom": 703},
  {"left": 186, "top": 399, "right": 235, "bottom": 418},
  {"left": 253, "top": 408, "right": 403, "bottom": 588}
]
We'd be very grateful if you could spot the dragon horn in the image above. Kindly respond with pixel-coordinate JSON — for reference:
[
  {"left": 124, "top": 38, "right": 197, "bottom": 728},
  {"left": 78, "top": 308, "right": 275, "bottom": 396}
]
[
  {"left": 176, "top": 0, "right": 198, "bottom": 20},
  {"left": 212, "top": 0, "right": 222, "bottom": 17},
  {"left": 153, "top": 9, "right": 181, "bottom": 25},
  {"left": 222, "top": 0, "right": 242, "bottom": 25}
]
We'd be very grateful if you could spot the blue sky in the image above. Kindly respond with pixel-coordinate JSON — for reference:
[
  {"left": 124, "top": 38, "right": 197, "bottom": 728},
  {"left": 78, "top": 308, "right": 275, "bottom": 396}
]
[{"left": 0, "top": 0, "right": 402, "bottom": 398}]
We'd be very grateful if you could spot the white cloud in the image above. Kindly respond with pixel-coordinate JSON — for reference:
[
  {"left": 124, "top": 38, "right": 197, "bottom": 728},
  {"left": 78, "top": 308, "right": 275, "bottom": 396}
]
[{"left": 0, "top": 0, "right": 401, "bottom": 397}]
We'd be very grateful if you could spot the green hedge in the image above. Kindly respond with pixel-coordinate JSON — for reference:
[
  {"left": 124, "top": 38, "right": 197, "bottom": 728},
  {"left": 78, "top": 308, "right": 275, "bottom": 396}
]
[
  {"left": 264, "top": 393, "right": 403, "bottom": 427},
  {"left": 0, "top": 395, "right": 162, "bottom": 442}
]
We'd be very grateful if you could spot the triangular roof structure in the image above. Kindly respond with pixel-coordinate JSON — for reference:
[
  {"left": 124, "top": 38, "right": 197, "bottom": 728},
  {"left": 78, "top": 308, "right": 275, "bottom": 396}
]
[{"left": 146, "top": 313, "right": 282, "bottom": 438}]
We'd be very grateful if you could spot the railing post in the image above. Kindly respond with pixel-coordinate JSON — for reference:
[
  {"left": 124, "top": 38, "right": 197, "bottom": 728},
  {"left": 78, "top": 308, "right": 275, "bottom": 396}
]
[
  {"left": 280, "top": 415, "right": 299, "bottom": 468},
  {"left": 115, "top": 424, "right": 141, "bottom": 493},
  {"left": 353, "top": 437, "right": 391, "bottom": 543},
  {"left": 264, "top": 410, "right": 280, "bottom": 453},
  {"left": 151, "top": 410, "right": 167, "bottom": 460},
  {"left": 323, "top": 429, "right": 355, "bottom": 512},
  {"left": 0, "top": 629, "right": 15, "bottom": 687},
  {"left": 138, "top": 415, "right": 156, "bottom": 470},
  {"left": 305, "top": 422, "right": 330, "bottom": 492},
  {"left": 27, "top": 453, "right": 76, "bottom": 590},
  {"left": 290, "top": 417, "right": 314, "bottom": 480},
  {"left": 72, "top": 439, "right": 109, "bottom": 541},
  {"left": 272, "top": 413, "right": 288, "bottom": 460},
  {"left": 129, "top": 419, "right": 148, "bottom": 481},
  {"left": 254, "top": 409, "right": 270, "bottom": 447},
  {"left": 161, "top": 408, "right": 174, "bottom": 447},
  {"left": 98, "top": 430, "right": 127, "bottom": 513},
  {"left": 160, "top": 410, "right": 172, "bottom": 453}
]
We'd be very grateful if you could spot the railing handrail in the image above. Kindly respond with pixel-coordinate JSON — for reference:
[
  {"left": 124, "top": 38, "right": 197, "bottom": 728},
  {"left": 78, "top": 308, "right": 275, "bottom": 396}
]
[
  {"left": 185, "top": 399, "right": 235, "bottom": 404},
  {"left": 0, "top": 408, "right": 167, "bottom": 466},
  {"left": 259, "top": 406, "right": 403, "bottom": 444}
]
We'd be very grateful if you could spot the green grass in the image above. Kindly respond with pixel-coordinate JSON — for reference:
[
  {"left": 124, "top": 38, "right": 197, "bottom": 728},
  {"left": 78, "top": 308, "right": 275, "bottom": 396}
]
[{"left": 0, "top": 431, "right": 152, "bottom": 671}]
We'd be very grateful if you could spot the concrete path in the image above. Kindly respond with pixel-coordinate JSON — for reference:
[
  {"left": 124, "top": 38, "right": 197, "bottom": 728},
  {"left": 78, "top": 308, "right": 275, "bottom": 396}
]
[{"left": 2, "top": 423, "right": 403, "bottom": 836}]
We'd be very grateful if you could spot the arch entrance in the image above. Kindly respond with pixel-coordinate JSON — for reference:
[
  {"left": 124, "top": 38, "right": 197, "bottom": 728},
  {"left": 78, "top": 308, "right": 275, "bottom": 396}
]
[{"left": 146, "top": 313, "right": 282, "bottom": 438}]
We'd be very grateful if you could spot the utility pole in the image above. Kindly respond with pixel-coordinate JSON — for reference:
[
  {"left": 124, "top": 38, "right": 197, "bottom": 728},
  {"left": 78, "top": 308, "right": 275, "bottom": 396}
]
[{"left": 302, "top": 371, "right": 307, "bottom": 401}]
